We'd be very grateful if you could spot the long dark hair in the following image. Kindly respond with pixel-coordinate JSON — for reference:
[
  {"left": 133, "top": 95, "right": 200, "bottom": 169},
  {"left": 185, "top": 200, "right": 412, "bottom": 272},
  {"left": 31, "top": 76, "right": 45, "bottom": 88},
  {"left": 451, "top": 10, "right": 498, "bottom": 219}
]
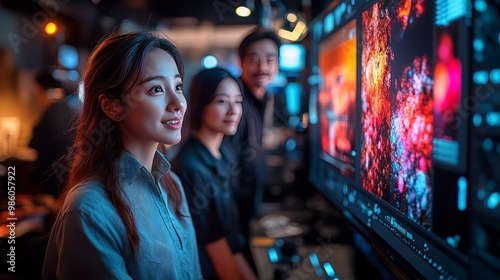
[
  {"left": 59, "top": 31, "right": 185, "bottom": 251},
  {"left": 186, "top": 67, "right": 242, "bottom": 131}
]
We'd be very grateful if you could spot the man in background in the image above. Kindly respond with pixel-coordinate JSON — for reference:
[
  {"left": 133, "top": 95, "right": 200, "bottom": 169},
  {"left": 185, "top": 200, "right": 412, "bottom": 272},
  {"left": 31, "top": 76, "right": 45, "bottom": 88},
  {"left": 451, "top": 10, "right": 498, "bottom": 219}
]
[{"left": 223, "top": 27, "right": 281, "bottom": 273}]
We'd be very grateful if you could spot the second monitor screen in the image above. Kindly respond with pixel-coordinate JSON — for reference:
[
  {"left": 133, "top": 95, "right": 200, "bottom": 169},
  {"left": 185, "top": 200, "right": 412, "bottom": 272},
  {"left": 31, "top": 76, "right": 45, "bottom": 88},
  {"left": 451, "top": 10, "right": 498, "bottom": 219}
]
[{"left": 361, "top": 0, "right": 434, "bottom": 228}]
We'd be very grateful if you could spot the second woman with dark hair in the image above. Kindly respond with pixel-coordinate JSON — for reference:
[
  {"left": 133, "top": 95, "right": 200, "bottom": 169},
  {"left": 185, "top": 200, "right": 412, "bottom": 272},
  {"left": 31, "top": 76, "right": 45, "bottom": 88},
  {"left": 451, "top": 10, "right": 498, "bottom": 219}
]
[{"left": 171, "top": 67, "right": 257, "bottom": 280}]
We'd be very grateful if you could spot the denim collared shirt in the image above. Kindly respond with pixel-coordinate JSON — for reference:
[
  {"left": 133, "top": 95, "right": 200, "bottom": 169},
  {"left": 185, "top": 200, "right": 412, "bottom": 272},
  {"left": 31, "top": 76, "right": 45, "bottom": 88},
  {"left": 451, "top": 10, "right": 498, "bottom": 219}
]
[{"left": 43, "top": 151, "right": 202, "bottom": 280}]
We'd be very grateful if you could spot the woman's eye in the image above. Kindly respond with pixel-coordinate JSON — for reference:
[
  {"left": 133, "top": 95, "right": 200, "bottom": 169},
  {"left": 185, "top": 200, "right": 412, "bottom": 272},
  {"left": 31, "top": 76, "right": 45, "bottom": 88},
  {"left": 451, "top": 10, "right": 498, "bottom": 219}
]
[
  {"left": 175, "top": 83, "right": 183, "bottom": 91},
  {"left": 149, "top": 85, "right": 164, "bottom": 94},
  {"left": 217, "top": 99, "right": 228, "bottom": 104}
]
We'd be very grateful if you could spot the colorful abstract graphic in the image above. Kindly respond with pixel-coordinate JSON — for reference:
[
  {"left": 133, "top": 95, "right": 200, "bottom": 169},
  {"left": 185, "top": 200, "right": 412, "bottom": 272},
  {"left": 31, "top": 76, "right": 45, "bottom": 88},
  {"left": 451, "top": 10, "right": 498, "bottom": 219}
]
[
  {"left": 391, "top": 56, "right": 433, "bottom": 225},
  {"left": 396, "top": 0, "right": 425, "bottom": 36},
  {"left": 361, "top": 2, "right": 392, "bottom": 201},
  {"left": 361, "top": 0, "right": 433, "bottom": 227},
  {"left": 319, "top": 20, "right": 357, "bottom": 179}
]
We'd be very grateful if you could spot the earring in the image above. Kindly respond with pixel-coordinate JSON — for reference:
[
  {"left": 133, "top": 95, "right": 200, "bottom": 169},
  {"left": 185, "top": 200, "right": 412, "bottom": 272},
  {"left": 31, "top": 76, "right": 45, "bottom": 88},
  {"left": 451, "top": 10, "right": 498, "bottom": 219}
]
[{"left": 115, "top": 115, "right": 120, "bottom": 120}]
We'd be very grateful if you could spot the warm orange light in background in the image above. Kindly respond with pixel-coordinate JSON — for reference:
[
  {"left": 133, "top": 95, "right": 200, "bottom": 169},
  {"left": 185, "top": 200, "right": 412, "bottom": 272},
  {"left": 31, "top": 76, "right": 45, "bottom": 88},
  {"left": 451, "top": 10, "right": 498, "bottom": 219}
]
[
  {"left": 45, "top": 22, "right": 57, "bottom": 35},
  {"left": 0, "top": 117, "right": 21, "bottom": 160}
]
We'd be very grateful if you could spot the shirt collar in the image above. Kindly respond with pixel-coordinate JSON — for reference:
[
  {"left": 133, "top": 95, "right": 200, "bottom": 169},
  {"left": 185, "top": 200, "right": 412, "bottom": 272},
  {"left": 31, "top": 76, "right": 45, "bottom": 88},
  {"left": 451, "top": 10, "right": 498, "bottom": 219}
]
[
  {"left": 189, "top": 136, "right": 231, "bottom": 186},
  {"left": 118, "top": 150, "right": 171, "bottom": 184}
]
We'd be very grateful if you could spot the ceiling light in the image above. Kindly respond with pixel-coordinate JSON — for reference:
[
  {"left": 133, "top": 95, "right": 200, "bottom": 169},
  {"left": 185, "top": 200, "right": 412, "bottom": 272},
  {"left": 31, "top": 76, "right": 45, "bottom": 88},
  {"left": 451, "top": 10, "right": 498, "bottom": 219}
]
[
  {"left": 286, "top": 12, "right": 298, "bottom": 22},
  {"left": 236, "top": 0, "right": 255, "bottom": 17},
  {"left": 45, "top": 22, "right": 57, "bottom": 35}
]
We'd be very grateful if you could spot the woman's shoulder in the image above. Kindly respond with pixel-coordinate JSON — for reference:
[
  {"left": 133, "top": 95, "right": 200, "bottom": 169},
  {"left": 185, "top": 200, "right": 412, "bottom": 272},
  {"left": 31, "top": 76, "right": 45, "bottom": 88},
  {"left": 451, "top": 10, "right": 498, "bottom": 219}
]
[
  {"left": 171, "top": 142, "right": 206, "bottom": 172},
  {"left": 61, "top": 180, "right": 112, "bottom": 214},
  {"left": 173, "top": 138, "right": 203, "bottom": 160}
]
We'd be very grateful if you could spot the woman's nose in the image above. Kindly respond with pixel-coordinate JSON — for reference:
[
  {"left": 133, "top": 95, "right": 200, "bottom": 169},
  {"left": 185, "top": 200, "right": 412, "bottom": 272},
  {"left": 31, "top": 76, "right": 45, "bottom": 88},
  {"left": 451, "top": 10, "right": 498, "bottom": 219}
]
[
  {"left": 167, "top": 94, "right": 186, "bottom": 113},
  {"left": 227, "top": 102, "right": 235, "bottom": 114}
]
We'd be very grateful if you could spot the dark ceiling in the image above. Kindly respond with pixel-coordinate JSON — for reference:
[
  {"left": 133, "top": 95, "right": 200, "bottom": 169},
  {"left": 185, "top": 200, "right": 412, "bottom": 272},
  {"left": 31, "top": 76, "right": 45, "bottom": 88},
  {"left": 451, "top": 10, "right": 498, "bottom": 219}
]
[
  {"left": 2, "top": 0, "right": 330, "bottom": 47},
  {"left": 2, "top": 0, "right": 328, "bottom": 24}
]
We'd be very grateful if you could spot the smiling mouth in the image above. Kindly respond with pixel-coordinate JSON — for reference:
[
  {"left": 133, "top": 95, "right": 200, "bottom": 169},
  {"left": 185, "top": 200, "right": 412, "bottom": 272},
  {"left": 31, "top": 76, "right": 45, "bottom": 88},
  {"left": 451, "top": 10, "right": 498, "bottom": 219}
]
[{"left": 161, "top": 120, "right": 180, "bottom": 125}]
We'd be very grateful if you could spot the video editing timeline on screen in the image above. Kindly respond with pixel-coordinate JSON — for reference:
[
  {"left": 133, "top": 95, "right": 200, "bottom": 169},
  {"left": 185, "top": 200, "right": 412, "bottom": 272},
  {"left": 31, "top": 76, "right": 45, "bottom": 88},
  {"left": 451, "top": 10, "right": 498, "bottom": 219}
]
[
  {"left": 305, "top": 0, "right": 500, "bottom": 278},
  {"left": 470, "top": 0, "right": 500, "bottom": 276}
]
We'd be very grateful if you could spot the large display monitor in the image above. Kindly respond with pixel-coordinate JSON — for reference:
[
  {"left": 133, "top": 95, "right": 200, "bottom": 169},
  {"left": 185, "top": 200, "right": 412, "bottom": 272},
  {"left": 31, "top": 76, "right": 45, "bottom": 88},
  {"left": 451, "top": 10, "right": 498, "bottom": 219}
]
[
  {"left": 318, "top": 19, "right": 357, "bottom": 179},
  {"left": 308, "top": 0, "right": 471, "bottom": 278}
]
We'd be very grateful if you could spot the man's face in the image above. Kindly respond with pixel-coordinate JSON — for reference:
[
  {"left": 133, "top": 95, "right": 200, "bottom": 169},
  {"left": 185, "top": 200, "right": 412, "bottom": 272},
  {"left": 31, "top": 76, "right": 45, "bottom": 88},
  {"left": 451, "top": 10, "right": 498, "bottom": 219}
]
[{"left": 240, "top": 39, "right": 279, "bottom": 98}]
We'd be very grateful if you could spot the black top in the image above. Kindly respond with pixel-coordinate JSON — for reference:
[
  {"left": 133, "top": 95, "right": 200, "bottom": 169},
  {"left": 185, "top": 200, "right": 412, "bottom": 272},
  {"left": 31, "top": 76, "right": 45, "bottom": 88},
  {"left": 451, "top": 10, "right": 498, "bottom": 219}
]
[
  {"left": 171, "top": 136, "right": 245, "bottom": 280},
  {"left": 222, "top": 83, "right": 268, "bottom": 233}
]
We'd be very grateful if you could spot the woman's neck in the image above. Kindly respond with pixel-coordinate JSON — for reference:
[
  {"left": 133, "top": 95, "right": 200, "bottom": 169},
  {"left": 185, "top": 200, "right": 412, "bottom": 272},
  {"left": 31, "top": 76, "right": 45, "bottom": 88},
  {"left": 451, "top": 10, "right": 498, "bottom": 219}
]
[
  {"left": 121, "top": 141, "right": 158, "bottom": 172},
  {"left": 193, "top": 129, "right": 224, "bottom": 159}
]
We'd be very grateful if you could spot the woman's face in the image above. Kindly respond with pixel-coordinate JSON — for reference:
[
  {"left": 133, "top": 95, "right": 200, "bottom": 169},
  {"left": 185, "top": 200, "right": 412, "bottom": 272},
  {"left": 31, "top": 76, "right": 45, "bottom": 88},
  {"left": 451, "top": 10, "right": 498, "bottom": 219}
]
[
  {"left": 200, "top": 77, "right": 242, "bottom": 136},
  {"left": 119, "top": 48, "right": 186, "bottom": 147}
]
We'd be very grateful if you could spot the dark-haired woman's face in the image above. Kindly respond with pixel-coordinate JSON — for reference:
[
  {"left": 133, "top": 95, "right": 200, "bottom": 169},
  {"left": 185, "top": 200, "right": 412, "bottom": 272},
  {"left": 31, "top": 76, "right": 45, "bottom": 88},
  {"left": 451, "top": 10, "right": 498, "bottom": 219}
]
[
  {"left": 119, "top": 48, "right": 186, "bottom": 147},
  {"left": 201, "top": 77, "right": 242, "bottom": 136}
]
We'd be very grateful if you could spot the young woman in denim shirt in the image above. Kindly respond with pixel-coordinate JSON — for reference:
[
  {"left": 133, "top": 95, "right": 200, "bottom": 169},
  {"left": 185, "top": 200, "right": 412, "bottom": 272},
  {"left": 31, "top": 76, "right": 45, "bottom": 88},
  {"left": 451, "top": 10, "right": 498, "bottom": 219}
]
[{"left": 43, "top": 32, "right": 202, "bottom": 279}]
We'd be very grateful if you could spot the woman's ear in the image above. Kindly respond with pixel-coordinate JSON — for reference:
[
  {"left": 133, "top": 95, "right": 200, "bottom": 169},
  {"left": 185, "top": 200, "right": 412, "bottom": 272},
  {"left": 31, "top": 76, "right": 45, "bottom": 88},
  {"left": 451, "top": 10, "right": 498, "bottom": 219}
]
[{"left": 99, "top": 94, "right": 125, "bottom": 121}]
